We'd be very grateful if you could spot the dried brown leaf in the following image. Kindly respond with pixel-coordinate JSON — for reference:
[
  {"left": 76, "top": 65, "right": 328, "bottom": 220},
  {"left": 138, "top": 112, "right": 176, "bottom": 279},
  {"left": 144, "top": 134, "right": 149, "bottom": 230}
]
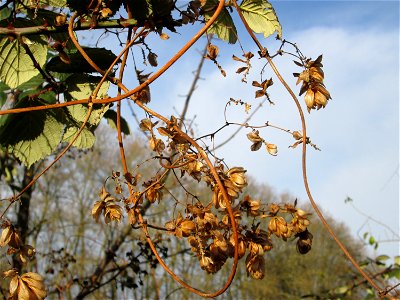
[
  {"left": 236, "top": 66, "right": 248, "bottom": 74},
  {"left": 251, "top": 141, "right": 262, "bottom": 151}
]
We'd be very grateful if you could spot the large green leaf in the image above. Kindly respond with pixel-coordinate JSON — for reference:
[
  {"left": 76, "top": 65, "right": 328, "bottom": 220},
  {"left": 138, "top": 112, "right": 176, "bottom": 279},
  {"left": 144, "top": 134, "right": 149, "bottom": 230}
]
[
  {"left": 0, "top": 109, "right": 64, "bottom": 167},
  {"left": 64, "top": 74, "right": 110, "bottom": 126},
  {"left": 62, "top": 126, "right": 95, "bottom": 149},
  {"left": 66, "top": 103, "right": 109, "bottom": 128},
  {"left": 203, "top": 0, "right": 237, "bottom": 44},
  {"left": 65, "top": 74, "right": 110, "bottom": 100},
  {"left": 0, "top": 36, "right": 47, "bottom": 88},
  {"left": 239, "top": 0, "right": 282, "bottom": 39}
]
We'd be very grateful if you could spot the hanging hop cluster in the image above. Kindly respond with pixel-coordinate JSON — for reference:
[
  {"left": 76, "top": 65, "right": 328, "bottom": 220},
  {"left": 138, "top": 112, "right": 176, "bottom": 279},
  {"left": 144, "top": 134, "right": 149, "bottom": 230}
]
[
  {"left": 294, "top": 55, "right": 331, "bottom": 112},
  {"left": 1, "top": 220, "right": 47, "bottom": 300},
  {"left": 162, "top": 166, "right": 313, "bottom": 280}
]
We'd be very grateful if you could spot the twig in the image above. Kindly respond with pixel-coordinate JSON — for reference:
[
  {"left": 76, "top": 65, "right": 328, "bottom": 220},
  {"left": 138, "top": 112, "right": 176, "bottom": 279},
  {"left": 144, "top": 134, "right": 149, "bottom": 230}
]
[{"left": 0, "top": 19, "right": 139, "bottom": 37}]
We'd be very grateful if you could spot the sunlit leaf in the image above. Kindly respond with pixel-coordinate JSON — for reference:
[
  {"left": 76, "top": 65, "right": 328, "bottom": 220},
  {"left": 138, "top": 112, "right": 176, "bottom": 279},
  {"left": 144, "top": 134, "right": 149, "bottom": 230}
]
[
  {"left": 66, "top": 103, "right": 109, "bottom": 127},
  {"left": 388, "top": 268, "right": 400, "bottom": 279},
  {"left": 394, "top": 256, "right": 400, "bottom": 266},
  {"left": 202, "top": 0, "right": 237, "bottom": 44},
  {"left": 22, "top": 0, "right": 67, "bottom": 7},
  {"left": 0, "top": 109, "right": 64, "bottom": 167},
  {"left": 62, "top": 126, "right": 95, "bottom": 149},
  {"left": 375, "top": 254, "right": 390, "bottom": 263},
  {"left": 333, "top": 285, "right": 349, "bottom": 295},
  {"left": 240, "top": 0, "right": 282, "bottom": 39},
  {"left": 368, "top": 236, "right": 375, "bottom": 245},
  {"left": 65, "top": 74, "right": 110, "bottom": 100},
  {"left": 0, "top": 36, "right": 47, "bottom": 88}
]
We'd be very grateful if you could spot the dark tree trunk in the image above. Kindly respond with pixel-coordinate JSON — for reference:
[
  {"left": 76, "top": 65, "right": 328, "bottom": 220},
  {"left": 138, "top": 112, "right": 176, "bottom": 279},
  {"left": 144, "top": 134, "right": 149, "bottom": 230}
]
[{"left": 12, "top": 165, "right": 34, "bottom": 272}]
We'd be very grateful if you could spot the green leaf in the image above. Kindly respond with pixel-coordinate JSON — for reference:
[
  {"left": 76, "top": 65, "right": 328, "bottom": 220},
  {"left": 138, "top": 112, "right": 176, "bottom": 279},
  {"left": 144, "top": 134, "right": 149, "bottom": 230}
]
[
  {"left": 375, "top": 254, "right": 390, "bottom": 263},
  {"left": 388, "top": 268, "right": 400, "bottom": 279},
  {"left": 66, "top": 103, "right": 109, "bottom": 128},
  {"left": 203, "top": 0, "right": 237, "bottom": 44},
  {"left": 0, "top": 80, "right": 9, "bottom": 107},
  {"left": 21, "top": 0, "right": 67, "bottom": 8},
  {"left": 239, "top": 0, "right": 282, "bottom": 39},
  {"left": 0, "top": 7, "right": 11, "bottom": 21},
  {"left": 368, "top": 236, "right": 375, "bottom": 245},
  {"left": 104, "top": 109, "right": 131, "bottom": 135},
  {"left": 0, "top": 36, "right": 47, "bottom": 88},
  {"left": 333, "top": 285, "right": 348, "bottom": 295},
  {"left": 65, "top": 74, "right": 110, "bottom": 100},
  {"left": 64, "top": 75, "right": 109, "bottom": 126},
  {"left": 394, "top": 256, "right": 400, "bottom": 266},
  {"left": 62, "top": 126, "right": 95, "bottom": 149},
  {"left": 0, "top": 109, "right": 64, "bottom": 167},
  {"left": 46, "top": 47, "right": 119, "bottom": 73}
]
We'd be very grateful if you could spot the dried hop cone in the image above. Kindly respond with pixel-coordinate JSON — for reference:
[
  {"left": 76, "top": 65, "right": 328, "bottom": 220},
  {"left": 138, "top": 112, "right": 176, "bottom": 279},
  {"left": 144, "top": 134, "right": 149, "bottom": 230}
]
[
  {"left": 214, "top": 167, "right": 247, "bottom": 207},
  {"left": 7, "top": 272, "right": 47, "bottom": 300},
  {"left": 295, "top": 55, "right": 332, "bottom": 112},
  {"left": 0, "top": 223, "right": 21, "bottom": 248},
  {"left": 246, "top": 253, "right": 265, "bottom": 280},
  {"left": 268, "top": 216, "right": 292, "bottom": 239},
  {"left": 296, "top": 229, "right": 313, "bottom": 254}
]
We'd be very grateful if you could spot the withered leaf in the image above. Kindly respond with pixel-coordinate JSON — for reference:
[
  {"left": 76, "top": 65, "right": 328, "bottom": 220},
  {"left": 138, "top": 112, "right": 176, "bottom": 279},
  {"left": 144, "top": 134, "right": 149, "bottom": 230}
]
[
  {"left": 244, "top": 52, "right": 254, "bottom": 59},
  {"left": 139, "top": 118, "right": 156, "bottom": 131},
  {"left": 293, "top": 60, "right": 303, "bottom": 67},
  {"left": 147, "top": 52, "right": 158, "bottom": 67},
  {"left": 157, "top": 127, "right": 172, "bottom": 137},
  {"left": 251, "top": 141, "right": 262, "bottom": 151},
  {"left": 252, "top": 81, "right": 262, "bottom": 88},
  {"left": 160, "top": 33, "right": 169, "bottom": 40},
  {"left": 232, "top": 54, "right": 246, "bottom": 63},
  {"left": 247, "top": 130, "right": 262, "bottom": 143},
  {"left": 255, "top": 90, "right": 266, "bottom": 98},
  {"left": 236, "top": 67, "right": 248, "bottom": 74},
  {"left": 206, "top": 44, "right": 219, "bottom": 60}
]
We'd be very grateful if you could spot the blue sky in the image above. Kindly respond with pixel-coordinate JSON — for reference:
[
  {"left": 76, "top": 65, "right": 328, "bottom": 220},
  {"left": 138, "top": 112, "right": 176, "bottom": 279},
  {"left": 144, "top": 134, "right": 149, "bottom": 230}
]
[{"left": 98, "top": 1, "right": 399, "bottom": 258}]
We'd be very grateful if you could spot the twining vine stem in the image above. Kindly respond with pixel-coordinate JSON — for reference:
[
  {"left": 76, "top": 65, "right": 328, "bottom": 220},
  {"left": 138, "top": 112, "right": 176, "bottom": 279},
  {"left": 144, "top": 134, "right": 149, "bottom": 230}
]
[
  {"left": 67, "top": 0, "right": 240, "bottom": 297},
  {"left": 232, "top": 0, "right": 384, "bottom": 295}
]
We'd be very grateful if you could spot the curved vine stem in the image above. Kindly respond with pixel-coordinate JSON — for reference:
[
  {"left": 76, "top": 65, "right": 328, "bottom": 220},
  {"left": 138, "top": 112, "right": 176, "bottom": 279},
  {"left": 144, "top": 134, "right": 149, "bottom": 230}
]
[
  {"left": 232, "top": 0, "right": 383, "bottom": 295},
  {"left": 136, "top": 125, "right": 240, "bottom": 298},
  {"left": 67, "top": 0, "right": 239, "bottom": 297},
  {"left": 0, "top": 0, "right": 227, "bottom": 116}
]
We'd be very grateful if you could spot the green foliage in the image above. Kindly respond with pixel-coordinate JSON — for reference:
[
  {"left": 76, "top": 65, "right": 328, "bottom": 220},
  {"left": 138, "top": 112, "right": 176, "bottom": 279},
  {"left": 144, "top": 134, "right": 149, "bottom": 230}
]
[
  {"left": 0, "top": 0, "right": 283, "bottom": 168},
  {"left": 65, "top": 74, "right": 110, "bottom": 100},
  {"left": 46, "top": 48, "right": 120, "bottom": 73},
  {"left": 62, "top": 126, "right": 96, "bottom": 149},
  {"left": 0, "top": 36, "right": 47, "bottom": 88},
  {"left": 240, "top": 0, "right": 282, "bottom": 39},
  {"left": 0, "top": 7, "right": 11, "bottom": 21},
  {"left": 0, "top": 108, "right": 64, "bottom": 167},
  {"left": 203, "top": 0, "right": 238, "bottom": 44},
  {"left": 104, "top": 109, "right": 131, "bottom": 135},
  {"left": 66, "top": 103, "right": 109, "bottom": 127},
  {"left": 21, "top": 0, "right": 67, "bottom": 8}
]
